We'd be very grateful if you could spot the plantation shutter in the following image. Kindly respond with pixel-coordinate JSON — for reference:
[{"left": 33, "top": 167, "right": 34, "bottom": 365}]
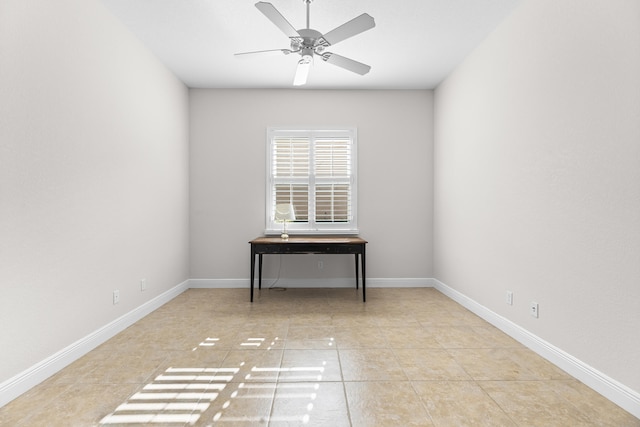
[
  {"left": 266, "top": 128, "right": 358, "bottom": 234},
  {"left": 272, "top": 137, "right": 310, "bottom": 222},
  {"left": 315, "top": 138, "right": 351, "bottom": 223}
]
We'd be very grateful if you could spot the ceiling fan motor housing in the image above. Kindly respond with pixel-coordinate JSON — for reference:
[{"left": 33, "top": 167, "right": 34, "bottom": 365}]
[{"left": 292, "top": 28, "right": 325, "bottom": 55}]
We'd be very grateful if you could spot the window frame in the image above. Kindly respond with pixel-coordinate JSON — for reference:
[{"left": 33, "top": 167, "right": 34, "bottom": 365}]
[{"left": 264, "top": 126, "right": 358, "bottom": 236}]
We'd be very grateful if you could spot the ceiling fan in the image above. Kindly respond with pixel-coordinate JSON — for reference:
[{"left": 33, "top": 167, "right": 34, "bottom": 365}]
[{"left": 236, "top": 0, "right": 376, "bottom": 86}]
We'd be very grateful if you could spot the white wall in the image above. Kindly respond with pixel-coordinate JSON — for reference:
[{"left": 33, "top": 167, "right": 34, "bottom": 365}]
[
  {"left": 0, "top": 0, "right": 189, "bottom": 385},
  {"left": 190, "top": 89, "right": 433, "bottom": 284},
  {"left": 434, "top": 0, "right": 640, "bottom": 396}
]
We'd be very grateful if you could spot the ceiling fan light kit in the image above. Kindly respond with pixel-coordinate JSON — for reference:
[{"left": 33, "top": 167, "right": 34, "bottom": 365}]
[
  {"left": 293, "top": 51, "right": 313, "bottom": 86},
  {"left": 236, "top": 0, "right": 376, "bottom": 86}
]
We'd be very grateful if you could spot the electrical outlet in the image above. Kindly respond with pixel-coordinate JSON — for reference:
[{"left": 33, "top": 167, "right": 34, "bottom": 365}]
[
  {"left": 506, "top": 291, "right": 513, "bottom": 305},
  {"left": 140, "top": 279, "right": 147, "bottom": 291},
  {"left": 113, "top": 290, "right": 120, "bottom": 305},
  {"left": 530, "top": 302, "right": 539, "bottom": 318}
]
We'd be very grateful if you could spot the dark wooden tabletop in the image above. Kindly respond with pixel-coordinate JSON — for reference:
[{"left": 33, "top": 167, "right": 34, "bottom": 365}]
[{"left": 250, "top": 236, "right": 367, "bottom": 244}]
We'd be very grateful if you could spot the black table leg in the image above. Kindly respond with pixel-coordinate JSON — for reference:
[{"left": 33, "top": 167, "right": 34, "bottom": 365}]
[
  {"left": 361, "top": 245, "right": 366, "bottom": 302},
  {"left": 258, "top": 254, "right": 263, "bottom": 290},
  {"left": 250, "top": 247, "right": 255, "bottom": 302},
  {"left": 355, "top": 254, "right": 359, "bottom": 289}
]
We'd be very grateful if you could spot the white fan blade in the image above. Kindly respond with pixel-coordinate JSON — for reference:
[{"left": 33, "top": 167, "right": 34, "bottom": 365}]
[
  {"left": 235, "top": 48, "right": 292, "bottom": 57},
  {"left": 255, "top": 2, "right": 300, "bottom": 39},
  {"left": 321, "top": 13, "right": 375, "bottom": 46},
  {"left": 323, "top": 53, "right": 371, "bottom": 75}
]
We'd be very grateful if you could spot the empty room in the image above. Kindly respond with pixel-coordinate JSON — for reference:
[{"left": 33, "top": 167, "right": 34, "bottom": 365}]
[{"left": 1, "top": 0, "right": 639, "bottom": 425}]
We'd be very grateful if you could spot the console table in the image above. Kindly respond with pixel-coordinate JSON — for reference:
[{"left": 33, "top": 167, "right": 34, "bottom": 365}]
[{"left": 249, "top": 236, "right": 367, "bottom": 302}]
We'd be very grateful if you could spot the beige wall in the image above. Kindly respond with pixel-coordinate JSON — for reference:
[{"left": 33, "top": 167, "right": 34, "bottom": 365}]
[
  {"left": 189, "top": 89, "right": 434, "bottom": 283},
  {"left": 434, "top": 0, "right": 640, "bottom": 394},
  {"left": 0, "top": 0, "right": 189, "bottom": 384}
]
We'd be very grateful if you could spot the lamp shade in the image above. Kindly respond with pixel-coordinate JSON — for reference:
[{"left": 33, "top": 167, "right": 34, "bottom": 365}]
[{"left": 275, "top": 204, "right": 296, "bottom": 222}]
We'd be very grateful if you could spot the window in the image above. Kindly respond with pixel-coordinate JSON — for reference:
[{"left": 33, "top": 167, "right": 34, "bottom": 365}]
[{"left": 265, "top": 127, "right": 358, "bottom": 235}]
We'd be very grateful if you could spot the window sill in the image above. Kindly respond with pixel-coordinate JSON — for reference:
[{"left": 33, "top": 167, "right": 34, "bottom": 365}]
[{"left": 264, "top": 229, "right": 360, "bottom": 236}]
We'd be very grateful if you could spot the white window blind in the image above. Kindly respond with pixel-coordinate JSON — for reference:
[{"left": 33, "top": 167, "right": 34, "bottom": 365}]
[{"left": 265, "top": 128, "right": 358, "bottom": 235}]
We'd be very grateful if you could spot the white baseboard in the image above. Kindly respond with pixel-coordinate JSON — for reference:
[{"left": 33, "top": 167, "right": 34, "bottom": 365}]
[
  {"left": 0, "top": 280, "right": 189, "bottom": 408},
  {"left": 189, "top": 278, "right": 248, "bottom": 288},
  {"left": 188, "top": 277, "right": 434, "bottom": 289},
  {"left": 369, "top": 278, "right": 435, "bottom": 288},
  {"left": 432, "top": 279, "right": 640, "bottom": 419}
]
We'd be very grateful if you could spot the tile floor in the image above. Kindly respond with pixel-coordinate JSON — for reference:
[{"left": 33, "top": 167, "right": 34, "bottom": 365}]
[{"left": 1, "top": 287, "right": 638, "bottom": 426}]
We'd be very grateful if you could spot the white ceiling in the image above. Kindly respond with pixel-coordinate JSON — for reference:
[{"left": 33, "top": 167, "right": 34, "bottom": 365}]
[{"left": 100, "top": 0, "right": 522, "bottom": 89}]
